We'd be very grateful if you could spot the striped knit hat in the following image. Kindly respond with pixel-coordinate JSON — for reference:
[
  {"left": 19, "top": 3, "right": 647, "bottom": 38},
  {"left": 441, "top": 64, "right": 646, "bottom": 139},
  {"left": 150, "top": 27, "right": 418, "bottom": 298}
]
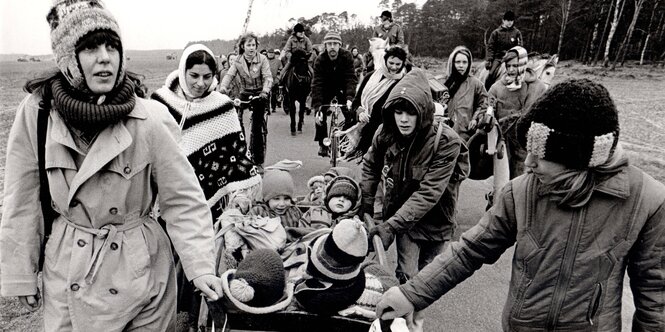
[
  {"left": 517, "top": 78, "right": 620, "bottom": 169},
  {"left": 308, "top": 218, "right": 368, "bottom": 281},
  {"left": 502, "top": 46, "right": 527, "bottom": 90},
  {"left": 323, "top": 31, "right": 342, "bottom": 45},
  {"left": 47, "top": 0, "right": 125, "bottom": 91}
]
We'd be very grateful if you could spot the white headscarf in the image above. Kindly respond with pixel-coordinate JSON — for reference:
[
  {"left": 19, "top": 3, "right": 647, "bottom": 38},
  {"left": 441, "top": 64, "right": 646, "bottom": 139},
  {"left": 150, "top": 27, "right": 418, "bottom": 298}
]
[{"left": 178, "top": 44, "right": 219, "bottom": 99}]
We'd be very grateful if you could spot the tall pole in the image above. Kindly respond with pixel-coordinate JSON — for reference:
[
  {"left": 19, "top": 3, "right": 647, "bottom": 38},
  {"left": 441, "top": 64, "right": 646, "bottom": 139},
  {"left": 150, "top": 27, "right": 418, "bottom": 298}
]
[{"left": 242, "top": 0, "right": 255, "bottom": 34}]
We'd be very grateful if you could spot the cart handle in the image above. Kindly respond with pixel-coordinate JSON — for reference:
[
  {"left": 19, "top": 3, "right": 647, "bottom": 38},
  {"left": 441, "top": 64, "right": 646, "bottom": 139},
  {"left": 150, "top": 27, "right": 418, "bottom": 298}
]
[{"left": 364, "top": 213, "right": 388, "bottom": 267}]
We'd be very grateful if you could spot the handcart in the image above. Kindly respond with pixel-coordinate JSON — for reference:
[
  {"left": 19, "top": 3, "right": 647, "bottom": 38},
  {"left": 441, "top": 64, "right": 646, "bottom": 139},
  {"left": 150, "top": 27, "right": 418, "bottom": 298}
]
[{"left": 199, "top": 213, "right": 388, "bottom": 332}]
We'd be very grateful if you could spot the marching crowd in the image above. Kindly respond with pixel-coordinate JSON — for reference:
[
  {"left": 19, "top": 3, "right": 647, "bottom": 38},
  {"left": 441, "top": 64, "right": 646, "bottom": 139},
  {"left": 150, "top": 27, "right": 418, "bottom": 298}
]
[{"left": 0, "top": 1, "right": 663, "bottom": 332}]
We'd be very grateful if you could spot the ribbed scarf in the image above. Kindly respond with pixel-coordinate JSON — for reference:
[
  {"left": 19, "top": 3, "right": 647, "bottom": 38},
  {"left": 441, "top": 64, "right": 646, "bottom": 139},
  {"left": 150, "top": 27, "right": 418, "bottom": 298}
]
[
  {"left": 360, "top": 66, "right": 404, "bottom": 113},
  {"left": 51, "top": 77, "right": 136, "bottom": 131}
]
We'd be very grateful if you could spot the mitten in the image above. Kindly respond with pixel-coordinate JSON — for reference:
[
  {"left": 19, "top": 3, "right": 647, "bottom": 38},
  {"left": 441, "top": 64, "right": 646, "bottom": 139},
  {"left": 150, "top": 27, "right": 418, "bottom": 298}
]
[{"left": 477, "top": 112, "right": 496, "bottom": 132}]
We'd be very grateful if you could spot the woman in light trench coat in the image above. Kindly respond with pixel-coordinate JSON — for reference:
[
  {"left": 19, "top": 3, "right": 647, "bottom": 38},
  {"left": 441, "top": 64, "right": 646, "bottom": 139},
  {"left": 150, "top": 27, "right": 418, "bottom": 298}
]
[{"left": 0, "top": 1, "right": 222, "bottom": 331}]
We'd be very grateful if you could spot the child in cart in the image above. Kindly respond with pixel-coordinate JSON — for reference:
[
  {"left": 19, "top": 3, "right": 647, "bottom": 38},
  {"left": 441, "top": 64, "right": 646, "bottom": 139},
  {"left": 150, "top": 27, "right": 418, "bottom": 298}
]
[
  {"left": 299, "top": 175, "right": 361, "bottom": 229},
  {"left": 249, "top": 160, "right": 303, "bottom": 227}
]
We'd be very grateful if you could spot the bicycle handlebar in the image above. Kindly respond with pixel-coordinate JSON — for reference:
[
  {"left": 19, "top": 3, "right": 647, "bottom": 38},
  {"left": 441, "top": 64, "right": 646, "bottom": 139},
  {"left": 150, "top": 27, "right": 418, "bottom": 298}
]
[{"left": 233, "top": 95, "right": 262, "bottom": 107}]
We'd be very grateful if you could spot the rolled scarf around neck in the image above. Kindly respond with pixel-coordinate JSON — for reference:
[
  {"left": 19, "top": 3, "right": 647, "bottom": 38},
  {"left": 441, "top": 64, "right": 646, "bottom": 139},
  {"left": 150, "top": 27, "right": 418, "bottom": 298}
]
[
  {"left": 502, "top": 46, "right": 528, "bottom": 91},
  {"left": 178, "top": 44, "right": 219, "bottom": 100},
  {"left": 360, "top": 65, "right": 405, "bottom": 113},
  {"left": 51, "top": 76, "right": 136, "bottom": 131}
]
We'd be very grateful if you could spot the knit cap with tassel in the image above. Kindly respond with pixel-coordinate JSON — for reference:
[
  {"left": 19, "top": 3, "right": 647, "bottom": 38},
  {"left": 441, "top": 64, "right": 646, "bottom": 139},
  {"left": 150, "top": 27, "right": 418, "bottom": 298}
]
[{"left": 220, "top": 249, "right": 294, "bottom": 313}]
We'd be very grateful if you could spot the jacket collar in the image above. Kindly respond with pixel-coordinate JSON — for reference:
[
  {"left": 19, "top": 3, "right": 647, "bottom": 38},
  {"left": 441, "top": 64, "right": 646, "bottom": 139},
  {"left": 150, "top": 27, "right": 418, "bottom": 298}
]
[
  {"left": 535, "top": 167, "right": 631, "bottom": 199},
  {"left": 48, "top": 107, "right": 135, "bottom": 205},
  {"left": 593, "top": 167, "right": 630, "bottom": 198}
]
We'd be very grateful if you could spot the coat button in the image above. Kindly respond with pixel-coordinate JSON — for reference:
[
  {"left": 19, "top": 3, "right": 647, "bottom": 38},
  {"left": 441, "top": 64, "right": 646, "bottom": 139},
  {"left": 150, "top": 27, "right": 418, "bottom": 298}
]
[
  {"left": 109, "top": 288, "right": 118, "bottom": 295},
  {"left": 110, "top": 242, "right": 118, "bottom": 250},
  {"left": 71, "top": 283, "right": 80, "bottom": 291},
  {"left": 109, "top": 207, "right": 118, "bottom": 215},
  {"left": 77, "top": 239, "right": 86, "bottom": 247},
  {"left": 123, "top": 166, "right": 131, "bottom": 174}
]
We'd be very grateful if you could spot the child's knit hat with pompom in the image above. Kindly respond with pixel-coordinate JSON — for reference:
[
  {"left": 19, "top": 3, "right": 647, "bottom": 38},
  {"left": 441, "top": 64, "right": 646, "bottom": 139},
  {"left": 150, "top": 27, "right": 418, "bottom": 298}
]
[{"left": 220, "top": 249, "right": 293, "bottom": 313}]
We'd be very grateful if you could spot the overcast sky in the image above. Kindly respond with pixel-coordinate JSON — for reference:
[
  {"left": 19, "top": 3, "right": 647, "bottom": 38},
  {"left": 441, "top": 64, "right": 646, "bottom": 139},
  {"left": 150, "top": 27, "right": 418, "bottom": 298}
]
[{"left": 0, "top": 0, "right": 424, "bottom": 55}]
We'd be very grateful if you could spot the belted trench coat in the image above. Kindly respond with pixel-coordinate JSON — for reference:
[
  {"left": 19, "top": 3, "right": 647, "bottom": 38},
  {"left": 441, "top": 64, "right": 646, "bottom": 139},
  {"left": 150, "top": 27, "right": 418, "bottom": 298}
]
[{"left": 0, "top": 95, "right": 216, "bottom": 331}]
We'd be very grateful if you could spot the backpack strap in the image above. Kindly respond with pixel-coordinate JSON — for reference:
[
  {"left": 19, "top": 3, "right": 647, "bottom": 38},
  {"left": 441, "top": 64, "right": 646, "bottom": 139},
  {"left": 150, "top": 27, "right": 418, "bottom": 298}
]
[{"left": 37, "top": 92, "right": 58, "bottom": 255}]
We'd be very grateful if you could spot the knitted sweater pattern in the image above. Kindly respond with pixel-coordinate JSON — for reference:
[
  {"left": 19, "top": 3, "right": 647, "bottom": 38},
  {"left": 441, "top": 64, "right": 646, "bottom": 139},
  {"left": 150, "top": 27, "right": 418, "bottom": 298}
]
[{"left": 152, "top": 71, "right": 261, "bottom": 220}]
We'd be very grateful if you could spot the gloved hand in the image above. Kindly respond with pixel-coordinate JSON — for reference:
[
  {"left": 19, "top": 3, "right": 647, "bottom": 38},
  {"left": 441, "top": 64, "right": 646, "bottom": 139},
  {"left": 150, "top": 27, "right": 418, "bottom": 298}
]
[
  {"left": 485, "top": 60, "right": 493, "bottom": 70},
  {"left": 368, "top": 223, "right": 396, "bottom": 250},
  {"left": 259, "top": 91, "right": 269, "bottom": 100},
  {"left": 476, "top": 113, "right": 496, "bottom": 132}
]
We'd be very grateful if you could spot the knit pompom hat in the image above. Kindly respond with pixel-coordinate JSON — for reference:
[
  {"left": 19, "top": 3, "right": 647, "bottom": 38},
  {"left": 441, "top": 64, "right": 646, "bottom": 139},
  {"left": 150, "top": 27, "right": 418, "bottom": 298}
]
[
  {"left": 262, "top": 160, "right": 302, "bottom": 202},
  {"left": 516, "top": 78, "right": 620, "bottom": 169},
  {"left": 221, "top": 249, "right": 293, "bottom": 313},
  {"left": 308, "top": 218, "right": 368, "bottom": 281},
  {"left": 324, "top": 175, "right": 360, "bottom": 210},
  {"left": 47, "top": 0, "right": 125, "bottom": 91},
  {"left": 323, "top": 31, "right": 342, "bottom": 45}
]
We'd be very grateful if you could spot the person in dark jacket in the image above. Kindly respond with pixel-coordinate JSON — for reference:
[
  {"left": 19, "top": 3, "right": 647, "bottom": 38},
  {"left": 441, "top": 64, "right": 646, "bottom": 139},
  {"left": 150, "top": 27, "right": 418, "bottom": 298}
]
[
  {"left": 376, "top": 78, "right": 665, "bottom": 332},
  {"left": 311, "top": 31, "right": 358, "bottom": 157},
  {"left": 485, "top": 10, "right": 522, "bottom": 90},
  {"left": 372, "top": 10, "right": 405, "bottom": 46},
  {"left": 361, "top": 68, "right": 467, "bottom": 285}
]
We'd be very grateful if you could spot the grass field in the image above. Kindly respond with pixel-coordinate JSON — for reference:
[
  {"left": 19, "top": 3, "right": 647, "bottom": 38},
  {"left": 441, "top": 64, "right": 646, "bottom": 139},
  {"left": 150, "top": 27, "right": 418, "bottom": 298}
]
[{"left": 0, "top": 55, "right": 663, "bottom": 331}]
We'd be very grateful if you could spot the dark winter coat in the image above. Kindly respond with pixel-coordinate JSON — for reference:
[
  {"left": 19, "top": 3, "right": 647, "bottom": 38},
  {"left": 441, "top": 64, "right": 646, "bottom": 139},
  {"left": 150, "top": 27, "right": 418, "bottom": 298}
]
[
  {"left": 400, "top": 165, "right": 665, "bottom": 331},
  {"left": 487, "top": 26, "right": 523, "bottom": 63},
  {"left": 360, "top": 69, "right": 467, "bottom": 241},
  {"left": 372, "top": 22, "right": 405, "bottom": 46},
  {"left": 310, "top": 48, "right": 358, "bottom": 109}
]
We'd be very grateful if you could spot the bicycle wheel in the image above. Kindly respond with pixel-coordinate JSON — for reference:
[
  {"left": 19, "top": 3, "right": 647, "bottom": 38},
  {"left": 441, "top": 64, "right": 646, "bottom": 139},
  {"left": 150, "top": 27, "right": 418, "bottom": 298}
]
[{"left": 330, "top": 129, "right": 338, "bottom": 167}]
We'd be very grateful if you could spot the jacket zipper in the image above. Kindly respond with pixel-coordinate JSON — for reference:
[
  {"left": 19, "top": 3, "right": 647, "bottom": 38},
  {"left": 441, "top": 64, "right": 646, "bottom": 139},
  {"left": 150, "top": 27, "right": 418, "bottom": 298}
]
[
  {"left": 586, "top": 283, "right": 603, "bottom": 326},
  {"left": 546, "top": 208, "right": 587, "bottom": 330}
]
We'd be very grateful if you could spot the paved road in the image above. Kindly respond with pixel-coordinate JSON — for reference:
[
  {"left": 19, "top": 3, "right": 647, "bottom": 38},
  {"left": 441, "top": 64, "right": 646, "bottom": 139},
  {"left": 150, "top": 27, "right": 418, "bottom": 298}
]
[{"left": 255, "top": 106, "right": 635, "bottom": 331}]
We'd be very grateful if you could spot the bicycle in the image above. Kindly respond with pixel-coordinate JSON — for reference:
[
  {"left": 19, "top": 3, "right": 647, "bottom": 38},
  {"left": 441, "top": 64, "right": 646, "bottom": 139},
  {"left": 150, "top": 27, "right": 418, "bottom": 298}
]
[
  {"left": 316, "top": 97, "right": 346, "bottom": 167},
  {"left": 234, "top": 94, "right": 269, "bottom": 167}
]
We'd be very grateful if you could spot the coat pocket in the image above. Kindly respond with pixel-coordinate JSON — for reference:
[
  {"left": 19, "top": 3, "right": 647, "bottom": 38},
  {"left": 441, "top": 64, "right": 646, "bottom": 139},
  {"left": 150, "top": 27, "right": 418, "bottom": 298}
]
[{"left": 123, "top": 229, "right": 151, "bottom": 278}]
